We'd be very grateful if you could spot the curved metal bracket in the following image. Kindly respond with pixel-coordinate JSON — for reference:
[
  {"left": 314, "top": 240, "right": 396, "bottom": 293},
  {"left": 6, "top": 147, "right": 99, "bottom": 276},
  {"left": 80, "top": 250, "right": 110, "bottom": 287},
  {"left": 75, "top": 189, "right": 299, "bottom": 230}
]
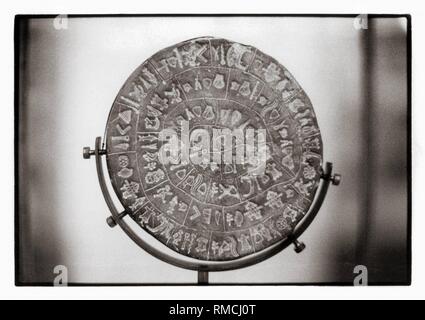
[{"left": 84, "top": 136, "right": 340, "bottom": 276}]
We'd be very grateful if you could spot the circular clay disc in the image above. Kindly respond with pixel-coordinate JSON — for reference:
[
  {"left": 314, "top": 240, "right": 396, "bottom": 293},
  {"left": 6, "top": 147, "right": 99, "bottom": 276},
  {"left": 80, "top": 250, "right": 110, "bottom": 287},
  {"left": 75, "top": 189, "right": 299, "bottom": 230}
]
[{"left": 105, "top": 37, "right": 323, "bottom": 261}]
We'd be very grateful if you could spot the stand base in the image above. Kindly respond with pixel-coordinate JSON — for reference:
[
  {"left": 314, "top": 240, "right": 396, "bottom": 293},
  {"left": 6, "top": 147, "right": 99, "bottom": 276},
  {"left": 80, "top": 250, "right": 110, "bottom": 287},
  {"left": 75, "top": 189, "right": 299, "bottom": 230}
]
[{"left": 198, "top": 271, "right": 209, "bottom": 285}]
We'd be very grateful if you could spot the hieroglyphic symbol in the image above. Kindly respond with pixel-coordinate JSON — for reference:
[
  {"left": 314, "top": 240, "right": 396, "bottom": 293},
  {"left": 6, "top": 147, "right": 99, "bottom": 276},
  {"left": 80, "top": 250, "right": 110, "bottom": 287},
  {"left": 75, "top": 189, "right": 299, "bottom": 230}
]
[
  {"left": 195, "top": 237, "right": 209, "bottom": 253},
  {"left": 214, "top": 210, "right": 221, "bottom": 225},
  {"left": 211, "top": 240, "right": 219, "bottom": 256},
  {"left": 183, "top": 44, "right": 208, "bottom": 66},
  {"left": 275, "top": 215, "right": 288, "bottom": 231},
  {"left": 260, "top": 100, "right": 280, "bottom": 122},
  {"left": 164, "top": 83, "right": 182, "bottom": 104},
  {"left": 226, "top": 211, "right": 244, "bottom": 228},
  {"left": 142, "top": 151, "right": 158, "bottom": 162},
  {"left": 218, "top": 184, "right": 240, "bottom": 200},
  {"left": 264, "top": 218, "right": 282, "bottom": 239},
  {"left": 135, "top": 207, "right": 154, "bottom": 226},
  {"left": 300, "top": 124, "right": 319, "bottom": 136},
  {"left": 197, "top": 104, "right": 216, "bottom": 121},
  {"left": 117, "top": 155, "right": 134, "bottom": 179},
  {"left": 120, "top": 95, "right": 141, "bottom": 112},
  {"left": 275, "top": 72, "right": 297, "bottom": 100},
  {"left": 237, "top": 234, "right": 252, "bottom": 253},
  {"left": 220, "top": 109, "right": 240, "bottom": 126},
  {"left": 239, "top": 175, "right": 262, "bottom": 198},
  {"left": 230, "top": 80, "right": 260, "bottom": 100},
  {"left": 170, "top": 161, "right": 189, "bottom": 181},
  {"left": 294, "top": 108, "right": 311, "bottom": 120},
  {"left": 141, "top": 151, "right": 160, "bottom": 183},
  {"left": 147, "top": 213, "right": 166, "bottom": 233},
  {"left": 153, "top": 184, "right": 173, "bottom": 203},
  {"left": 280, "top": 139, "right": 293, "bottom": 149},
  {"left": 129, "top": 67, "right": 159, "bottom": 103},
  {"left": 273, "top": 118, "right": 289, "bottom": 132},
  {"left": 146, "top": 214, "right": 176, "bottom": 241},
  {"left": 178, "top": 104, "right": 217, "bottom": 125},
  {"left": 118, "top": 110, "right": 132, "bottom": 124},
  {"left": 150, "top": 93, "right": 168, "bottom": 110},
  {"left": 265, "top": 191, "right": 284, "bottom": 209},
  {"left": 112, "top": 135, "right": 130, "bottom": 150},
  {"left": 189, "top": 205, "right": 202, "bottom": 221},
  {"left": 303, "top": 137, "right": 321, "bottom": 153},
  {"left": 159, "top": 220, "right": 176, "bottom": 240},
  {"left": 171, "top": 229, "right": 184, "bottom": 248},
  {"left": 181, "top": 174, "right": 207, "bottom": 197},
  {"left": 265, "top": 162, "right": 282, "bottom": 181},
  {"left": 262, "top": 62, "right": 281, "bottom": 83},
  {"left": 257, "top": 95, "right": 269, "bottom": 106},
  {"left": 294, "top": 179, "right": 314, "bottom": 197},
  {"left": 167, "top": 196, "right": 188, "bottom": 215},
  {"left": 120, "top": 180, "right": 140, "bottom": 200},
  {"left": 182, "top": 82, "right": 192, "bottom": 93},
  {"left": 145, "top": 168, "right": 165, "bottom": 185},
  {"left": 116, "top": 124, "right": 131, "bottom": 135},
  {"left": 144, "top": 162, "right": 157, "bottom": 171},
  {"left": 226, "top": 43, "right": 252, "bottom": 70},
  {"left": 189, "top": 206, "right": 212, "bottom": 225},
  {"left": 118, "top": 155, "right": 129, "bottom": 167},
  {"left": 158, "top": 50, "right": 183, "bottom": 73},
  {"left": 213, "top": 73, "right": 225, "bottom": 89},
  {"left": 299, "top": 117, "right": 313, "bottom": 127},
  {"left": 181, "top": 232, "right": 197, "bottom": 254},
  {"left": 303, "top": 165, "right": 317, "bottom": 180},
  {"left": 145, "top": 105, "right": 162, "bottom": 130},
  {"left": 141, "top": 143, "right": 158, "bottom": 150},
  {"left": 112, "top": 109, "right": 133, "bottom": 150},
  {"left": 157, "top": 43, "right": 208, "bottom": 74},
  {"left": 251, "top": 223, "right": 274, "bottom": 245},
  {"left": 211, "top": 43, "right": 226, "bottom": 66},
  {"left": 129, "top": 197, "right": 147, "bottom": 211},
  {"left": 183, "top": 73, "right": 226, "bottom": 93},
  {"left": 244, "top": 201, "right": 263, "bottom": 221},
  {"left": 141, "top": 67, "right": 158, "bottom": 88},
  {"left": 202, "top": 208, "right": 212, "bottom": 224},
  {"left": 285, "top": 189, "right": 295, "bottom": 199},
  {"left": 179, "top": 202, "right": 188, "bottom": 212},
  {"left": 129, "top": 83, "right": 147, "bottom": 102},
  {"left": 281, "top": 145, "right": 295, "bottom": 171},
  {"left": 283, "top": 206, "right": 299, "bottom": 223},
  {"left": 287, "top": 98, "right": 305, "bottom": 113},
  {"left": 212, "top": 236, "right": 239, "bottom": 258},
  {"left": 168, "top": 196, "right": 178, "bottom": 215}
]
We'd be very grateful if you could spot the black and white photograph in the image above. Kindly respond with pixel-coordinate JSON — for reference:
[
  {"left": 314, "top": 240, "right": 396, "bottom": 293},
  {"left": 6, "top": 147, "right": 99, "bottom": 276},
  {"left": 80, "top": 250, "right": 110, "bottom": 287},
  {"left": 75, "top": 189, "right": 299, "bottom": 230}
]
[
  {"left": 4, "top": 0, "right": 425, "bottom": 304},
  {"left": 14, "top": 14, "right": 410, "bottom": 286}
]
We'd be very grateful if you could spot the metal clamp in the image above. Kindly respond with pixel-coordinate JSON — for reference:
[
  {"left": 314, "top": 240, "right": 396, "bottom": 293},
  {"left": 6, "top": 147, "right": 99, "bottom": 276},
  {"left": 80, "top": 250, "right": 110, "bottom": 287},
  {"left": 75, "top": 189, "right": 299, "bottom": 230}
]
[
  {"left": 292, "top": 239, "right": 306, "bottom": 253},
  {"left": 331, "top": 173, "right": 342, "bottom": 186},
  {"left": 321, "top": 166, "right": 342, "bottom": 186},
  {"left": 83, "top": 146, "right": 106, "bottom": 159},
  {"left": 106, "top": 211, "right": 128, "bottom": 228},
  {"left": 290, "top": 162, "right": 341, "bottom": 253}
]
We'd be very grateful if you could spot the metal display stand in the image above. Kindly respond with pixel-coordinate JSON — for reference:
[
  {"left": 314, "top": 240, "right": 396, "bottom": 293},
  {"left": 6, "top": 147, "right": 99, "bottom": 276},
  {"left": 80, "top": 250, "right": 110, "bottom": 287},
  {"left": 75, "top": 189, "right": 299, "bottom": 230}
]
[{"left": 84, "top": 136, "right": 341, "bottom": 285}]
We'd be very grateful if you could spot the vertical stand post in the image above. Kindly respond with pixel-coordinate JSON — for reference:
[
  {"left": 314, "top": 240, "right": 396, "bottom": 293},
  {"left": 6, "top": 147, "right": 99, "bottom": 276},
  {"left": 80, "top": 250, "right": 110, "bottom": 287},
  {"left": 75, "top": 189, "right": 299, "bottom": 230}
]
[{"left": 198, "top": 271, "right": 209, "bottom": 285}]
